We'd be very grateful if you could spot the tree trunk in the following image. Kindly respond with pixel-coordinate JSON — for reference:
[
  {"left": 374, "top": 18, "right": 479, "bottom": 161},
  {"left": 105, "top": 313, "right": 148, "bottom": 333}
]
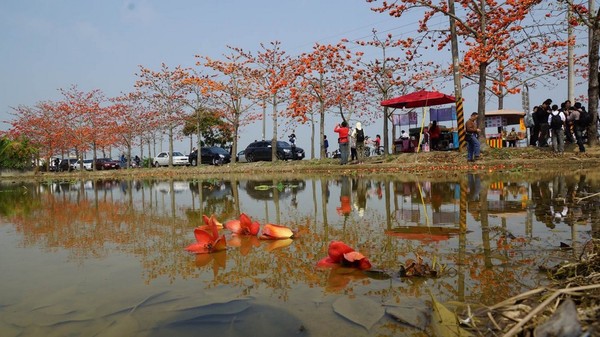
[
  {"left": 477, "top": 62, "right": 488, "bottom": 145},
  {"left": 587, "top": 8, "right": 600, "bottom": 146},
  {"left": 271, "top": 94, "right": 278, "bottom": 162},
  {"left": 168, "top": 126, "right": 174, "bottom": 167},
  {"left": 310, "top": 112, "right": 315, "bottom": 159}
]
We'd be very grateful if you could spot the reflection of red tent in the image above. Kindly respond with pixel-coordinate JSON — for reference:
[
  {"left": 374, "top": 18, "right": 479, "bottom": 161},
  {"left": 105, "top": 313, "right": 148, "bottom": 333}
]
[
  {"left": 381, "top": 90, "right": 455, "bottom": 109},
  {"left": 385, "top": 225, "right": 462, "bottom": 243}
]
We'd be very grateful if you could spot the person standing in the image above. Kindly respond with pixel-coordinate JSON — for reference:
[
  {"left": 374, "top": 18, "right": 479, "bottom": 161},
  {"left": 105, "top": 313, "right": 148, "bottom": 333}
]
[
  {"left": 537, "top": 99, "right": 552, "bottom": 147},
  {"left": 569, "top": 103, "right": 586, "bottom": 153},
  {"left": 429, "top": 121, "right": 441, "bottom": 150},
  {"left": 334, "top": 121, "right": 350, "bottom": 164},
  {"left": 323, "top": 135, "right": 329, "bottom": 158},
  {"left": 506, "top": 128, "right": 518, "bottom": 147},
  {"left": 374, "top": 134, "right": 382, "bottom": 154},
  {"left": 465, "top": 112, "right": 481, "bottom": 162},
  {"left": 548, "top": 104, "right": 565, "bottom": 154},
  {"left": 350, "top": 128, "right": 357, "bottom": 161},
  {"left": 562, "top": 100, "right": 574, "bottom": 144},
  {"left": 352, "top": 122, "right": 365, "bottom": 163}
]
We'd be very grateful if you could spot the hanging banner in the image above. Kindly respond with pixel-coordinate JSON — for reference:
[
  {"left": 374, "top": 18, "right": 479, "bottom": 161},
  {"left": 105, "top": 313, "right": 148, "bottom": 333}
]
[
  {"left": 485, "top": 116, "right": 505, "bottom": 128},
  {"left": 393, "top": 111, "right": 418, "bottom": 126},
  {"left": 430, "top": 106, "right": 457, "bottom": 122}
]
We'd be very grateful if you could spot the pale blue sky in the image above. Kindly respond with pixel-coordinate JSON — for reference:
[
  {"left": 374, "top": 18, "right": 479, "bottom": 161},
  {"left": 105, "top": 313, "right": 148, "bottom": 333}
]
[{"left": 0, "top": 1, "right": 584, "bottom": 156}]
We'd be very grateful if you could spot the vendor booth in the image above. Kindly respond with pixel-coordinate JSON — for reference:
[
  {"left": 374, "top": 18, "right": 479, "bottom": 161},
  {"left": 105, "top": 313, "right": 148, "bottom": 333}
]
[
  {"left": 484, "top": 109, "right": 526, "bottom": 148},
  {"left": 381, "top": 90, "right": 457, "bottom": 153}
]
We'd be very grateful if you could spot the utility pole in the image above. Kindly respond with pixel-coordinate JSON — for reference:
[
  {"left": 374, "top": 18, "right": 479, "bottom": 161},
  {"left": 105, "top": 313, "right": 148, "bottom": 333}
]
[{"left": 568, "top": 5, "right": 574, "bottom": 102}]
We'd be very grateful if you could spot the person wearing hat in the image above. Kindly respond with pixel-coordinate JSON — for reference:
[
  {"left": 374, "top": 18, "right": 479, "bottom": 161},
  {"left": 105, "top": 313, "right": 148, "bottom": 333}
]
[
  {"left": 506, "top": 127, "right": 518, "bottom": 147},
  {"left": 351, "top": 122, "right": 365, "bottom": 163}
]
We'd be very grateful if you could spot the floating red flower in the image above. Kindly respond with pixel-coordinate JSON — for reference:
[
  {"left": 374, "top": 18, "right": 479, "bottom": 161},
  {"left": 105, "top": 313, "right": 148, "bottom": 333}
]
[
  {"left": 185, "top": 214, "right": 227, "bottom": 254},
  {"left": 317, "top": 241, "right": 372, "bottom": 270},
  {"left": 259, "top": 223, "right": 294, "bottom": 240},
  {"left": 225, "top": 213, "right": 260, "bottom": 236}
]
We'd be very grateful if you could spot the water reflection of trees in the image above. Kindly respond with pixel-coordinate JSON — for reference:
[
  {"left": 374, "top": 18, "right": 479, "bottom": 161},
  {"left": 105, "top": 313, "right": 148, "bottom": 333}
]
[{"left": 1, "top": 173, "right": 598, "bottom": 306}]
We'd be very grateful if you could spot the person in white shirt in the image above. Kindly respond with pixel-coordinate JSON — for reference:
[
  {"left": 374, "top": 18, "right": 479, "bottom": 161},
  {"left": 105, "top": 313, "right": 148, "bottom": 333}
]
[{"left": 548, "top": 104, "right": 566, "bottom": 153}]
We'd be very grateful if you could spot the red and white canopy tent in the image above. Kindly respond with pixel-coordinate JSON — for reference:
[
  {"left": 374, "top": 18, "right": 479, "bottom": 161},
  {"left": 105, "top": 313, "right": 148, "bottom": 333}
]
[{"left": 381, "top": 90, "right": 456, "bottom": 152}]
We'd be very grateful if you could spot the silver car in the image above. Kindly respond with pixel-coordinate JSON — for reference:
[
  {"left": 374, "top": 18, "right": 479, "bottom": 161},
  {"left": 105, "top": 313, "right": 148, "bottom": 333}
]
[{"left": 153, "top": 151, "right": 190, "bottom": 167}]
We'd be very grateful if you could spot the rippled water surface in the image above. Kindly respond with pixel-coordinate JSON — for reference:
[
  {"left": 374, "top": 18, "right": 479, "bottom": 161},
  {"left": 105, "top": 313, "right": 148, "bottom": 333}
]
[{"left": 0, "top": 173, "right": 597, "bottom": 336}]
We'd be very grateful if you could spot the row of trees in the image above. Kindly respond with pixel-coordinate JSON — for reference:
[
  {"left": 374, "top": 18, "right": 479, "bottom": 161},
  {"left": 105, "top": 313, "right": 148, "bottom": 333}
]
[{"left": 4, "top": 1, "right": 597, "bottom": 170}]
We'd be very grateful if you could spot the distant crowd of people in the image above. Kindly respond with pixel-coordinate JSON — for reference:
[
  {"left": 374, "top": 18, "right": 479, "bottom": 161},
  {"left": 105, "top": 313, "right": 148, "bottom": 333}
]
[
  {"left": 527, "top": 98, "right": 593, "bottom": 154},
  {"left": 332, "top": 121, "right": 382, "bottom": 165}
]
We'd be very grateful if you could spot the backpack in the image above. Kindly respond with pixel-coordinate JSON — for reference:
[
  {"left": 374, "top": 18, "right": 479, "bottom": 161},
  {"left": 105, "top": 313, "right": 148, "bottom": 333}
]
[
  {"left": 550, "top": 112, "right": 563, "bottom": 130},
  {"left": 356, "top": 129, "right": 365, "bottom": 143},
  {"left": 577, "top": 109, "right": 592, "bottom": 127}
]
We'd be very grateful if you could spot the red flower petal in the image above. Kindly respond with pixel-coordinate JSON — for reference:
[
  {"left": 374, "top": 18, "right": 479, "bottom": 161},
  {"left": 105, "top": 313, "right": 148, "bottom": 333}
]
[
  {"left": 316, "top": 257, "right": 338, "bottom": 268},
  {"left": 193, "top": 228, "right": 213, "bottom": 244},
  {"left": 248, "top": 221, "right": 260, "bottom": 236},
  {"left": 225, "top": 219, "right": 242, "bottom": 234},
  {"left": 260, "top": 223, "right": 293, "bottom": 239},
  {"left": 212, "top": 235, "right": 227, "bottom": 252},
  {"left": 185, "top": 242, "right": 211, "bottom": 254},
  {"left": 328, "top": 241, "right": 355, "bottom": 263}
]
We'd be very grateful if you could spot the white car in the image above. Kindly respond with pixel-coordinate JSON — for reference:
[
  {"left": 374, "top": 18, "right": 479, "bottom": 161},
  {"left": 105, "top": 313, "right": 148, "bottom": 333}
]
[
  {"left": 75, "top": 159, "right": 93, "bottom": 171},
  {"left": 236, "top": 150, "right": 247, "bottom": 163},
  {"left": 153, "top": 151, "right": 189, "bottom": 167}
]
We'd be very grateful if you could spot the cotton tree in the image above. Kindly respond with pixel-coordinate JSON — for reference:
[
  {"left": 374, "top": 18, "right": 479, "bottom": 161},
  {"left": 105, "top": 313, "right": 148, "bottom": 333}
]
[
  {"left": 242, "top": 41, "right": 295, "bottom": 161},
  {"left": 561, "top": 0, "right": 600, "bottom": 146},
  {"left": 368, "top": 0, "right": 544, "bottom": 141},
  {"left": 9, "top": 101, "right": 64, "bottom": 169},
  {"left": 110, "top": 91, "right": 156, "bottom": 168},
  {"left": 181, "top": 69, "right": 219, "bottom": 163},
  {"left": 294, "top": 42, "right": 359, "bottom": 159},
  {"left": 201, "top": 51, "right": 259, "bottom": 161},
  {"left": 455, "top": 2, "right": 586, "bottom": 110},
  {"left": 354, "top": 31, "right": 438, "bottom": 153},
  {"left": 135, "top": 63, "right": 190, "bottom": 167}
]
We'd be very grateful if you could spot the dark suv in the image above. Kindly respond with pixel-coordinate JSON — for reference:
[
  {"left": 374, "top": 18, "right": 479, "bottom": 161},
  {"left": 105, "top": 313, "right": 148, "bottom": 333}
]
[
  {"left": 58, "top": 158, "right": 78, "bottom": 172},
  {"left": 244, "top": 141, "right": 296, "bottom": 162},
  {"left": 189, "top": 147, "right": 231, "bottom": 166}
]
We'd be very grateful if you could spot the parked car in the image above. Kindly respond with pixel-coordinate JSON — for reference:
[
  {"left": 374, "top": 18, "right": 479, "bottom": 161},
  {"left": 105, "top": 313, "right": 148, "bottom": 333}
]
[
  {"left": 95, "top": 158, "right": 120, "bottom": 170},
  {"left": 236, "top": 150, "right": 247, "bottom": 163},
  {"left": 243, "top": 141, "right": 295, "bottom": 162},
  {"left": 75, "top": 159, "right": 93, "bottom": 171},
  {"left": 58, "top": 158, "right": 78, "bottom": 172},
  {"left": 291, "top": 146, "right": 305, "bottom": 160},
  {"left": 153, "top": 151, "right": 189, "bottom": 167},
  {"left": 189, "top": 147, "right": 231, "bottom": 166}
]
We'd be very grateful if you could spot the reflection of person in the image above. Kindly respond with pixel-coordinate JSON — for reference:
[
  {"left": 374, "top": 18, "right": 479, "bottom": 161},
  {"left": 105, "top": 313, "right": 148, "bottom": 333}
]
[
  {"left": 465, "top": 112, "right": 480, "bottom": 162},
  {"left": 337, "top": 176, "right": 352, "bottom": 216},
  {"left": 334, "top": 121, "right": 350, "bottom": 165},
  {"left": 354, "top": 176, "right": 367, "bottom": 217}
]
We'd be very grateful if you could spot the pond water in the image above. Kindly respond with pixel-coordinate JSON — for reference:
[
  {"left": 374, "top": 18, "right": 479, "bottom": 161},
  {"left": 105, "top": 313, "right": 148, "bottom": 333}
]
[{"left": 0, "top": 173, "right": 597, "bottom": 336}]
